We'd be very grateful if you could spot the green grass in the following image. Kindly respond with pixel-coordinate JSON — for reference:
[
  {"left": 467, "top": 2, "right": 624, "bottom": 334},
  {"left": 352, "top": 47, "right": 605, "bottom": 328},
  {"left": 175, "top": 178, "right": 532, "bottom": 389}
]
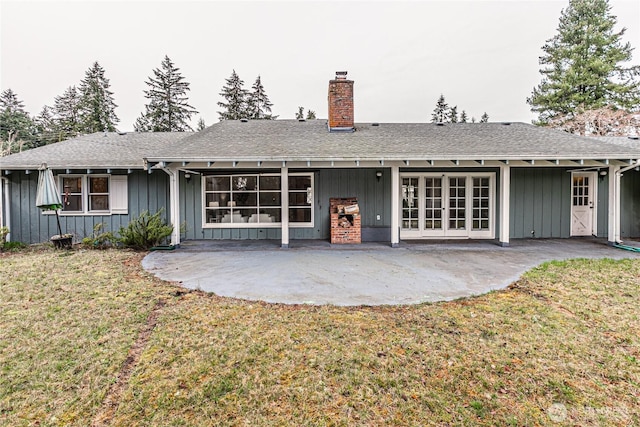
[{"left": 1, "top": 250, "right": 639, "bottom": 426}]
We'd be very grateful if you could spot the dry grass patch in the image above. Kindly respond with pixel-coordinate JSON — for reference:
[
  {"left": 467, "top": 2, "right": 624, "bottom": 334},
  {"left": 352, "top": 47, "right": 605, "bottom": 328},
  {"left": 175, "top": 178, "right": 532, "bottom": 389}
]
[
  {"left": 0, "top": 249, "right": 177, "bottom": 426},
  {"left": 112, "top": 258, "right": 640, "bottom": 426},
  {"left": 1, "top": 250, "right": 639, "bottom": 426}
]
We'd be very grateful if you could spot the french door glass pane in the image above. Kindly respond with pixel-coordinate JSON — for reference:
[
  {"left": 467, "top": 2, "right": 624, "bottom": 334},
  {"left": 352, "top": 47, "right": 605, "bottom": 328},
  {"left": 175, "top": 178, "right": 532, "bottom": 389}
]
[
  {"left": 472, "top": 177, "right": 490, "bottom": 230},
  {"left": 402, "top": 177, "right": 419, "bottom": 230},
  {"left": 424, "top": 177, "right": 442, "bottom": 230},
  {"left": 448, "top": 177, "right": 466, "bottom": 230}
]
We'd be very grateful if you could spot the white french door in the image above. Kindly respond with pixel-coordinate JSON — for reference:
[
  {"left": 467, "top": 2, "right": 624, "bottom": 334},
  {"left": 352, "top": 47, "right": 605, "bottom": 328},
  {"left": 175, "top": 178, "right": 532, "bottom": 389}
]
[
  {"left": 570, "top": 172, "right": 597, "bottom": 236},
  {"left": 401, "top": 173, "right": 495, "bottom": 239}
]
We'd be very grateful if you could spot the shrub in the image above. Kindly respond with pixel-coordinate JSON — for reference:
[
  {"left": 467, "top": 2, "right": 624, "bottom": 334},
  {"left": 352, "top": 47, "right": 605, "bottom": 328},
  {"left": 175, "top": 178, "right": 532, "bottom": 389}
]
[
  {"left": 0, "top": 226, "right": 8, "bottom": 248},
  {"left": 118, "top": 209, "right": 173, "bottom": 250},
  {"left": 2, "top": 241, "right": 27, "bottom": 251},
  {"left": 81, "top": 223, "right": 117, "bottom": 249}
]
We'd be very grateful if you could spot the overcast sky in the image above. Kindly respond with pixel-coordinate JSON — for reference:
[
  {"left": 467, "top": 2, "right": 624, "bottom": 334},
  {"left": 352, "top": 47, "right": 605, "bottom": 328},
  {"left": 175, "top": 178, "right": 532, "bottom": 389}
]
[{"left": 1, "top": 0, "right": 639, "bottom": 130}]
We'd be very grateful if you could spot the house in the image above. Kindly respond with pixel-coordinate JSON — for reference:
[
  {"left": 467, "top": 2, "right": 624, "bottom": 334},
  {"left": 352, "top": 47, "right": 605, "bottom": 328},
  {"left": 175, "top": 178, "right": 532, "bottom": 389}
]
[{"left": 1, "top": 72, "right": 639, "bottom": 248}]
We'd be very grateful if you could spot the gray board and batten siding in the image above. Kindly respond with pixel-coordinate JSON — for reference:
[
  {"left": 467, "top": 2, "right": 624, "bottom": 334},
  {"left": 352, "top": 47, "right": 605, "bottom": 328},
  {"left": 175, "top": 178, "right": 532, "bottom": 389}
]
[
  {"left": 621, "top": 169, "right": 640, "bottom": 237},
  {"left": 180, "top": 168, "right": 393, "bottom": 242},
  {"left": 6, "top": 170, "right": 169, "bottom": 244},
  {"left": 509, "top": 167, "right": 638, "bottom": 239}
]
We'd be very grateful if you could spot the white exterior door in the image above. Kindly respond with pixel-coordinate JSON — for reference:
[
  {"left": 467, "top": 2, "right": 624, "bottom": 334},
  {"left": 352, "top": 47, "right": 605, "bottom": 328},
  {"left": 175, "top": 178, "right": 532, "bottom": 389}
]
[
  {"left": 571, "top": 172, "right": 597, "bottom": 236},
  {"left": 400, "top": 173, "right": 494, "bottom": 239}
]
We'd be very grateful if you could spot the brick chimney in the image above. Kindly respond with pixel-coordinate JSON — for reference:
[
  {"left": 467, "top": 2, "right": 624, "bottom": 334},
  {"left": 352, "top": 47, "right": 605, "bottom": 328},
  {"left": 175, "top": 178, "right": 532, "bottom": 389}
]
[{"left": 328, "top": 71, "right": 354, "bottom": 132}]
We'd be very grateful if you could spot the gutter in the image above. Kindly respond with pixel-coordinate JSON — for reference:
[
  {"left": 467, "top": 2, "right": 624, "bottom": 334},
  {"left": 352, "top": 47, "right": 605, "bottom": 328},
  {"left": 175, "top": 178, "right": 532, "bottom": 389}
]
[{"left": 0, "top": 173, "right": 10, "bottom": 242}]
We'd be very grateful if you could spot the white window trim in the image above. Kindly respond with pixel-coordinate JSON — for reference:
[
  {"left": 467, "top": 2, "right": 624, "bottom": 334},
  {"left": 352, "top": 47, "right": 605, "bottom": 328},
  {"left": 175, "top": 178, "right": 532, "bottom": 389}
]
[
  {"left": 201, "top": 172, "right": 314, "bottom": 229},
  {"left": 399, "top": 172, "right": 495, "bottom": 239},
  {"left": 44, "top": 174, "right": 126, "bottom": 216},
  {"left": 288, "top": 172, "right": 314, "bottom": 228}
]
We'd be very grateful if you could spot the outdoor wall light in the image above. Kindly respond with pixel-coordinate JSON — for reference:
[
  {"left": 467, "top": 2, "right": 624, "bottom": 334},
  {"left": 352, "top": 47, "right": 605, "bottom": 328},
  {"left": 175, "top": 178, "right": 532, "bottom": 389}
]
[
  {"left": 376, "top": 171, "right": 383, "bottom": 181},
  {"left": 185, "top": 173, "right": 191, "bottom": 183},
  {"left": 599, "top": 170, "right": 607, "bottom": 176}
]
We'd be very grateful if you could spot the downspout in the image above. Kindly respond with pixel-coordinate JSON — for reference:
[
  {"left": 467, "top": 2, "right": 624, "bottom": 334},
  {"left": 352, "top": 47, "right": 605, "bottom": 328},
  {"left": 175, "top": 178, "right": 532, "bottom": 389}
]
[
  {"left": 161, "top": 166, "right": 181, "bottom": 247},
  {"left": 614, "top": 159, "right": 640, "bottom": 244},
  {"left": 0, "top": 173, "right": 10, "bottom": 242}
]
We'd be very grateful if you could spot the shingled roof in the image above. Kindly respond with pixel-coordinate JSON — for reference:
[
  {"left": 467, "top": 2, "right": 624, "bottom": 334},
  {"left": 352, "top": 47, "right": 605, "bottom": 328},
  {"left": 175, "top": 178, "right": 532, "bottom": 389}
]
[
  {"left": 1, "top": 122, "right": 639, "bottom": 171},
  {"left": 0, "top": 132, "right": 192, "bottom": 170},
  {"left": 145, "top": 120, "right": 640, "bottom": 163}
]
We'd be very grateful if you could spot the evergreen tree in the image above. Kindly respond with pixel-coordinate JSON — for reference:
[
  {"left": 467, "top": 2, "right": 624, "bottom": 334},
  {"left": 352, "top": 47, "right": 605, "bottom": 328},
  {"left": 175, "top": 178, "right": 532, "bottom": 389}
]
[
  {"left": 53, "top": 86, "right": 81, "bottom": 139},
  {"left": 527, "top": 0, "right": 640, "bottom": 125},
  {"left": 295, "top": 106, "right": 305, "bottom": 120},
  {"left": 218, "top": 70, "right": 249, "bottom": 121},
  {"left": 431, "top": 94, "right": 449, "bottom": 123},
  {"left": 449, "top": 105, "right": 459, "bottom": 123},
  {"left": 78, "top": 61, "right": 119, "bottom": 133},
  {"left": 459, "top": 110, "right": 468, "bottom": 123},
  {"left": 0, "top": 89, "right": 36, "bottom": 154},
  {"left": 306, "top": 110, "right": 316, "bottom": 120},
  {"left": 133, "top": 114, "right": 151, "bottom": 132},
  {"left": 480, "top": 112, "right": 489, "bottom": 123},
  {"left": 197, "top": 117, "right": 206, "bottom": 131},
  {"left": 247, "top": 75, "right": 274, "bottom": 120},
  {"left": 33, "top": 105, "right": 57, "bottom": 146},
  {"left": 137, "top": 55, "right": 198, "bottom": 132}
]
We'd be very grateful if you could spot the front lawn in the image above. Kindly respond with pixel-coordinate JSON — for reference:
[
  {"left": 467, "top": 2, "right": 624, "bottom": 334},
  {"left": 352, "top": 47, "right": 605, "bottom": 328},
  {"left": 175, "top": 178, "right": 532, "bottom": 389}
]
[{"left": 1, "top": 250, "right": 638, "bottom": 426}]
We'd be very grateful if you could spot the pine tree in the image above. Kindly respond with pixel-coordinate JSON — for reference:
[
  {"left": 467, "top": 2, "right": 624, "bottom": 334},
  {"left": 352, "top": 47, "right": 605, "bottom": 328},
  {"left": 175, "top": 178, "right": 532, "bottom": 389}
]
[
  {"left": 218, "top": 70, "right": 249, "bottom": 121},
  {"left": 197, "top": 117, "right": 206, "bottom": 131},
  {"left": 34, "top": 105, "right": 57, "bottom": 146},
  {"left": 78, "top": 61, "right": 119, "bottom": 133},
  {"left": 306, "top": 110, "right": 316, "bottom": 120},
  {"left": 53, "top": 86, "right": 81, "bottom": 139},
  {"left": 459, "top": 110, "right": 468, "bottom": 123},
  {"left": 133, "top": 114, "right": 151, "bottom": 132},
  {"left": 246, "top": 75, "right": 274, "bottom": 120},
  {"left": 527, "top": 0, "right": 640, "bottom": 125},
  {"left": 295, "top": 106, "right": 305, "bottom": 120},
  {"left": 431, "top": 95, "right": 449, "bottom": 123},
  {"left": 480, "top": 112, "right": 489, "bottom": 123},
  {"left": 0, "top": 89, "right": 35, "bottom": 153},
  {"left": 449, "top": 105, "right": 459, "bottom": 123},
  {"left": 137, "top": 55, "right": 198, "bottom": 132}
]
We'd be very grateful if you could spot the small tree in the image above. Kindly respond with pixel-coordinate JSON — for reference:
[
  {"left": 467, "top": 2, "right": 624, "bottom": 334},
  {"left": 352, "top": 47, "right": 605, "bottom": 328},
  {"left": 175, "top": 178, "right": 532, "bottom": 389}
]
[
  {"left": 196, "top": 117, "right": 206, "bottom": 131},
  {"left": 449, "top": 105, "right": 459, "bottom": 123},
  {"left": 137, "top": 55, "right": 198, "bottom": 131},
  {"left": 246, "top": 75, "right": 275, "bottom": 120},
  {"left": 53, "top": 86, "right": 82, "bottom": 140},
  {"left": 459, "top": 110, "right": 468, "bottom": 123},
  {"left": 218, "top": 70, "right": 249, "bottom": 121},
  {"left": 0, "top": 89, "right": 35, "bottom": 153},
  {"left": 306, "top": 110, "right": 316, "bottom": 120},
  {"left": 295, "top": 106, "right": 305, "bottom": 120},
  {"left": 480, "top": 112, "right": 489, "bottom": 123},
  {"left": 77, "top": 61, "right": 119, "bottom": 133},
  {"left": 431, "top": 94, "right": 449, "bottom": 123}
]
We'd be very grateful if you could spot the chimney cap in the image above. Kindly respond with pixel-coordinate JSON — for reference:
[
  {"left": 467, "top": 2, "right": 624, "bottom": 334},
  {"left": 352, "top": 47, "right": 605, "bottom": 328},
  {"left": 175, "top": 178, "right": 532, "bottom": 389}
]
[{"left": 335, "top": 71, "right": 348, "bottom": 79}]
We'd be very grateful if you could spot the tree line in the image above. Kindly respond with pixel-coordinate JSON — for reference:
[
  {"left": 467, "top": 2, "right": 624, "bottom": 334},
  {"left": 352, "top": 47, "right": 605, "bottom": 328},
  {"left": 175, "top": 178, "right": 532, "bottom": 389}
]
[{"left": 2, "top": 0, "right": 639, "bottom": 156}]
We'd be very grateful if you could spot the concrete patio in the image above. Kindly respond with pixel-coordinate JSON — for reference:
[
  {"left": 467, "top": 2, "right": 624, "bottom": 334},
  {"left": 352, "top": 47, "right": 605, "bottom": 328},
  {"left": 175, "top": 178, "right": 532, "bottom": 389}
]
[{"left": 142, "top": 238, "right": 640, "bottom": 306}]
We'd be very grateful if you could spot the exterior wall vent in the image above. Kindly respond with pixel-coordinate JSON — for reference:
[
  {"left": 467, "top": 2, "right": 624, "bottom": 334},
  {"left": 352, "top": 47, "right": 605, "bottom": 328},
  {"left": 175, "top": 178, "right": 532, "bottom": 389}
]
[
  {"left": 372, "top": 123, "right": 380, "bottom": 126},
  {"left": 240, "top": 118, "right": 248, "bottom": 123},
  {"left": 502, "top": 122, "right": 511, "bottom": 125},
  {"left": 436, "top": 122, "right": 445, "bottom": 126},
  {"left": 298, "top": 118, "right": 306, "bottom": 122}
]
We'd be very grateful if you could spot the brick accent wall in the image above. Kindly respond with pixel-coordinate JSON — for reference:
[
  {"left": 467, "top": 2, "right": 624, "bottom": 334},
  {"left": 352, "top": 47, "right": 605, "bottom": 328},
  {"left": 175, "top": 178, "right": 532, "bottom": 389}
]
[
  {"left": 328, "top": 72, "right": 354, "bottom": 130},
  {"left": 330, "top": 197, "right": 361, "bottom": 244}
]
